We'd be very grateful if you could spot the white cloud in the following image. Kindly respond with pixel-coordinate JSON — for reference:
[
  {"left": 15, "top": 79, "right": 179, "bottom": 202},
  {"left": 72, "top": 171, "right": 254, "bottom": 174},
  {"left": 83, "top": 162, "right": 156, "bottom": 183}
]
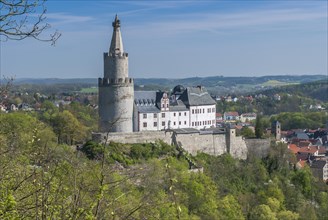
[
  {"left": 46, "top": 13, "right": 94, "bottom": 26},
  {"left": 126, "top": 6, "right": 327, "bottom": 37}
]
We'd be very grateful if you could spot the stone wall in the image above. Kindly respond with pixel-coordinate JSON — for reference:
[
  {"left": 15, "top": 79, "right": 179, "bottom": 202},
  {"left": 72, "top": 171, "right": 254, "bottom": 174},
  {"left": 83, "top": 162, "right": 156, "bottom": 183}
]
[
  {"left": 172, "top": 132, "right": 227, "bottom": 156},
  {"left": 245, "top": 139, "right": 271, "bottom": 158},
  {"left": 92, "top": 129, "right": 247, "bottom": 159}
]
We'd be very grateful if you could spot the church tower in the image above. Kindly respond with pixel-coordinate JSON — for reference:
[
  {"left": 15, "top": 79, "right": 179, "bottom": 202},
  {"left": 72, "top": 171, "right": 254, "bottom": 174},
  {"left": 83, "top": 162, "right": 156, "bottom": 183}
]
[{"left": 98, "top": 15, "right": 134, "bottom": 132}]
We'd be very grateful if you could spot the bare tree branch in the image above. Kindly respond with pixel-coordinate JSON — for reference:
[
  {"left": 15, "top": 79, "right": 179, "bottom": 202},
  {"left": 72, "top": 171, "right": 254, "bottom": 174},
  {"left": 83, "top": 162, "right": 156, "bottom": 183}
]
[{"left": 0, "top": 0, "right": 61, "bottom": 45}]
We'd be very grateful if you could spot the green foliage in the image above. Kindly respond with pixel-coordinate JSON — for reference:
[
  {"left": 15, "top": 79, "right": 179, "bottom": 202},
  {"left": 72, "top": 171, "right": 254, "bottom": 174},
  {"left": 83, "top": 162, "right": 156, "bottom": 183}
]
[
  {"left": 277, "top": 210, "right": 299, "bottom": 220},
  {"left": 270, "top": 112, "right": 328, "bottom": 130},
  {"left": 217, "top": 195, "right": 245, "bottom": 220},
  {"left": 81, "top": 141, "right": 104, "bottom": 160},
  {"left": 240, "top": 126, "right": 255, "bottom": 138},
  {"left": 291, "top": 166, "right": 313, "bottom": 198},
  {"left": 0, "top": 110, "right": 327, "bottom": 219},
  {"left": 250, "top": 204, "right": 277, "bottom": 220}
]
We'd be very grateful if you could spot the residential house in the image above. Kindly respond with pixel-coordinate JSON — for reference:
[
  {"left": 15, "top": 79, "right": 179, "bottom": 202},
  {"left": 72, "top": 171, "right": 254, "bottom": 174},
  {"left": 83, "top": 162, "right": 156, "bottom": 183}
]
[
  {"left": 223, "top": 111, "right": 239, "bottom": 122},
  {"left": 216, "top": 113, "right": 223, "bottom": 123},
  {"left": 310, "top": 160, "right": 328, "bottom": 182},
  {"left": 240, "top": 113, "right": 257, "bottom": 123}
]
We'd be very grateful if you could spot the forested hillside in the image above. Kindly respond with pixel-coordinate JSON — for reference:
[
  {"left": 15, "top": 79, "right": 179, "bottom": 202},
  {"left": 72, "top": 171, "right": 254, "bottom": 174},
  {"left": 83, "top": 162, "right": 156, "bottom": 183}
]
[
  {"left": 260, "top": 80, "right": 328, "bottom": 102},
  {"left": 1, "top": 111, "right": 327, "bottom": 219}
]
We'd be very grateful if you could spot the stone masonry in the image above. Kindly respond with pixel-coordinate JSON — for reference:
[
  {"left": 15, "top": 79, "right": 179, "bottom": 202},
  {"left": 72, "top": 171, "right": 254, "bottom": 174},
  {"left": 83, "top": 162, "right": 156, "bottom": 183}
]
[{"left": 98, "top": 15, "right": 134, "bottom": 132}]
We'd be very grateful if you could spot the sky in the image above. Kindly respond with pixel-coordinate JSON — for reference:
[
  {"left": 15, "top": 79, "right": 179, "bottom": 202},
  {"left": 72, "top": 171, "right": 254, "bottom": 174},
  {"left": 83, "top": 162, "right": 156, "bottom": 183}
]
[{"left": 1, "top": 0, "right": 327, "bottom": 79}]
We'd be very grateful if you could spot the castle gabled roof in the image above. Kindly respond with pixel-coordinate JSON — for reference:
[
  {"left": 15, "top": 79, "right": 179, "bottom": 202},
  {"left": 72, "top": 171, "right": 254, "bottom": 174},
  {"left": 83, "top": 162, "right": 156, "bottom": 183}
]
[
  {"left": 170, "top": 99, "right": 188, "bottom": 111},
  {"left": 134, "top": 91, "right": 160, "bottom": 113},
  {"left": 179, "top": 86, "right": 216, "bottom": 106}
]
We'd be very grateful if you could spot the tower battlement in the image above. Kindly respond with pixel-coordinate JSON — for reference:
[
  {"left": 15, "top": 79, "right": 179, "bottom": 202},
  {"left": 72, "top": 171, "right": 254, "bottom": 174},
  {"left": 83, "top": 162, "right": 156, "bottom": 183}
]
[
  {"left": 98, "top": 77, "right": 133, "bottom": 86},
  {"left": 104, "top": 52, "right": 129, "bottom": 59}
]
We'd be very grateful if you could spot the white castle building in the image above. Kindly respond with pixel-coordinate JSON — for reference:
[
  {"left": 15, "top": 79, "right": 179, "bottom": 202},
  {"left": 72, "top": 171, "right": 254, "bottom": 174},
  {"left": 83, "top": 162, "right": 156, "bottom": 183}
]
[
  {"left": 133, "top": 85, "right": 216, "bottom": 132},
  {"left": 98, "top": 16, "right": 216, "bottom": 133}
]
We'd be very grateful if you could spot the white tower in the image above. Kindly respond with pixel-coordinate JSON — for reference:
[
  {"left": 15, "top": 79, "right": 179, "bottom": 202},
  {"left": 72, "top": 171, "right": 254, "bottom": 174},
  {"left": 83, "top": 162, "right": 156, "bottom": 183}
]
[{"left": 98, "top": 15, "right": 134, "bottom": 132}]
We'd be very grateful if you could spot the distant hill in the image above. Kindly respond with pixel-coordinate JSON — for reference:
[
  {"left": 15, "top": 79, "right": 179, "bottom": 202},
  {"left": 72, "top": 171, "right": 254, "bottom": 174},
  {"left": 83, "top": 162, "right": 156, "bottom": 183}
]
[
  {"left": 13, "top": 75, "right": 326, "bottom": 96},
  {"left": 260, "top": 80, "right": 328, "bottom": 102}
]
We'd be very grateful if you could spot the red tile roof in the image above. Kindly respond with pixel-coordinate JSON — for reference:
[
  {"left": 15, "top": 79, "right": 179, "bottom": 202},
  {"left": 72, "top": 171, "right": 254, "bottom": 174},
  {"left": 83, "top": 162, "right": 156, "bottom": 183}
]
[
  {"left": 225, "top": 111, "right": 239, "bottom": 116},
  {"left": 296, "top": 160, "right": 307, "bottom": 169},
  {"left": 288, "top": 144, "right": 299, "bottom": 154},
  {"left": 298, "top": 146, "right": 321, "bottom": 154},
  {"left": 299, "top": 141, "right": 311, "bottom": 147}
]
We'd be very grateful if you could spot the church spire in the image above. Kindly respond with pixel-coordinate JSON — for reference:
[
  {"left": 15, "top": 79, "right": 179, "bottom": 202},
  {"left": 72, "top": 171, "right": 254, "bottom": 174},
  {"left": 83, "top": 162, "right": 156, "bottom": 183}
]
[{"left": 109, "top": 14, "right": 124, "bottom": 55}]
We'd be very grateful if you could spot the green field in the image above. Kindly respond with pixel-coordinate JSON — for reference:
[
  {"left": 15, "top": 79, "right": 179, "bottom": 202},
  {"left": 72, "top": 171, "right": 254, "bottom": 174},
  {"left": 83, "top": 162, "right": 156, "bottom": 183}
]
[
  {"left": 261, "top": 80, "right": 298, "bottom": 87},
  {"left": 79, "top": 87, "right": 98, "bottom": 93}
]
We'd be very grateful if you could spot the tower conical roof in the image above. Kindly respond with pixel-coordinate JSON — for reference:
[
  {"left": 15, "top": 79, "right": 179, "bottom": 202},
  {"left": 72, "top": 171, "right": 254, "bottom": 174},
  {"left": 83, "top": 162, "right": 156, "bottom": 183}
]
[{"left": 109, "top": 15, "right": 124, "bottom": 54}]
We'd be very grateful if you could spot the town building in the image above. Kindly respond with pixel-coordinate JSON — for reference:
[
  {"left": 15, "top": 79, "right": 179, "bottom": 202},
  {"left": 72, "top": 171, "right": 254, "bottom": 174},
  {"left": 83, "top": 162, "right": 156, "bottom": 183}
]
[
  {"left": 223, "top": 111, "right": 239, "bottom": 122},
  {"left": 240, "top": 113, "right": 257, "bottom": 123}
]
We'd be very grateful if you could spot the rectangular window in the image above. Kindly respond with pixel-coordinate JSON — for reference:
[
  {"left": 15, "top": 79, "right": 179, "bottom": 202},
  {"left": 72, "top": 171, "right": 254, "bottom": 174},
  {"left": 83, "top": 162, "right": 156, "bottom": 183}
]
[
  {"left": 184, "top": 112, "right": 187, "bottom": 116},
  {"left": 174, "top": 113, "right": 176, "bottom": 117},
  {"left": 143, "top": 114, "right": 147, "bottom": 119},
  {"left": 179, "top": 112, "right": 181, "bottom": 116},
  {"left": 162, "top": 121, "right": 165, "bottom": 126},
  {"left": 184, "top": 121, "right": 186, "bottom": 125},
  {"left": 166, "top": 104, "right": 169, "bottom": 107},
  {"left": 179, "top": 121, "right": 181, "bottom": 125},
  {"left": 203, "top": 109, "right": 205, "bottom": 113},
  {"left": 154, "top": 122, "right": 157, "bottom": 127},
  {"left": 154, "top": 113, "right": 157, "bottom": 118},
  {"left": 162, "top": 113, "right": 165, "bottom": 118},
  {"left": 192, "top": 122, "right": 194, "bottom": 126},
  {"left": 143, "top": 122, "right": 147, "bottom": 127},
  {"left": 212, "top": 108, "right": 215, "bottom": 112},
  {"left": 192, "top": 109, "right": 194, "bottom": 114},
  {"left": 174, "top": 122, "right": 176, "bottom": 125}
]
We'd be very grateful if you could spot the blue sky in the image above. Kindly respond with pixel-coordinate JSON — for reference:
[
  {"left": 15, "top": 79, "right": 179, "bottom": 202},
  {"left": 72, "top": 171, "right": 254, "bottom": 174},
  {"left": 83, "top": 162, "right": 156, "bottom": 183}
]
[{"left": 1, "top": 0, "right": 327, "bottom": 79}]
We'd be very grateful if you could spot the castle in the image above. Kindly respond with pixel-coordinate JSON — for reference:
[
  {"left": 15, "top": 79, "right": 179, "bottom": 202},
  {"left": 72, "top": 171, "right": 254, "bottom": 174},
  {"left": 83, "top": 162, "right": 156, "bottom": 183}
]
[{"left": 96, "top": 16, "right": 249, "bottom": 159}]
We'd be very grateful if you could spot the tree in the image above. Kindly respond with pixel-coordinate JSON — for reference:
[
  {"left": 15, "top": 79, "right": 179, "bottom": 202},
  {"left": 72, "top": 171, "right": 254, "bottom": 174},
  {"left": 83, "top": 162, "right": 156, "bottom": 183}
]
[
  {"left": 240, "top": 126, "right": 255, "bottom": 138},
  {"left": 255, "top": 115, "right": 264, "bottom": 139},
  {"left": 0, "top": 0, "right": 60, "bottom": 44},
  {"left": 249, "top": 204, "right": 277, "bottom": 220},
  {"left": 217, "top": 195, "right": 245, "bottom": 220}
]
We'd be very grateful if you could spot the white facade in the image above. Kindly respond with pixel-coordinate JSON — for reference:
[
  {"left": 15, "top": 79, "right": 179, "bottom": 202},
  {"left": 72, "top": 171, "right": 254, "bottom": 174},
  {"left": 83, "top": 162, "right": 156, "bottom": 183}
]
[
  {"left": 134, "top": 87, "right": 216, "bottom": 132},
  {"left": 189, "top": 105, "right": 216, "bottom": 129}
]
